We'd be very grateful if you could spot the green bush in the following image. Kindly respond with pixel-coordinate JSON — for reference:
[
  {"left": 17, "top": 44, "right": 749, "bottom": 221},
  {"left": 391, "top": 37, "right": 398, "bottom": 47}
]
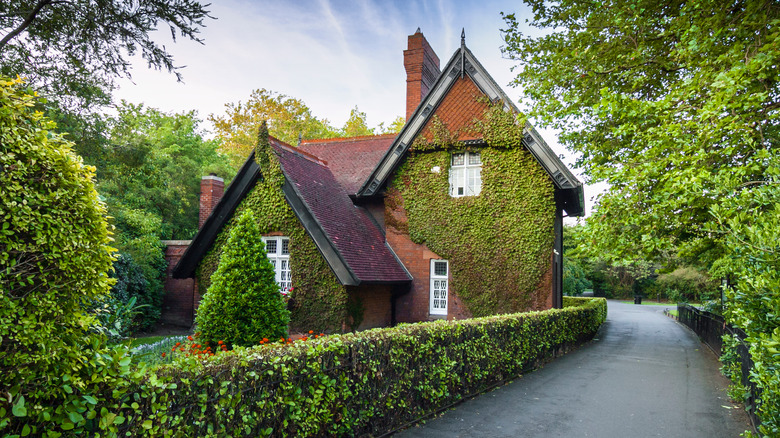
[
  {"left": 563, "top": 256, "right": 592, "bottom": 296},
  {"left": 0, "top": 76, "right": 138, "bottom": 436},
  {"left": 112, "top": 298, "right": 606, "bottom": 436},
  {"left": 657, "top": 266, "right": 717, "bottom": 303},
  {"left": 196, "top": 210, "right": 290, "bottom": 347}
]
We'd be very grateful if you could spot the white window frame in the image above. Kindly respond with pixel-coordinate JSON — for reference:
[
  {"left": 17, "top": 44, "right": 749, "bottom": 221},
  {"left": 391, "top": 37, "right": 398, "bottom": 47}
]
[
  {"left": 262, "top": 236, "right": 291, "bottom": 292},
  {"left": 429, "top": 259, "right": 449, "bottom": 316},
  {"left": 449, "top": 151, "right": 482, "bottom": 197}
]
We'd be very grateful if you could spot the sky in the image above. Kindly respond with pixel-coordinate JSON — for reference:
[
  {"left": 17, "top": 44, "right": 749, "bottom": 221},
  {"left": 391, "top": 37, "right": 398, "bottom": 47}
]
[{"left": 113, "top": 0, "right": 602, "bottom": 219}]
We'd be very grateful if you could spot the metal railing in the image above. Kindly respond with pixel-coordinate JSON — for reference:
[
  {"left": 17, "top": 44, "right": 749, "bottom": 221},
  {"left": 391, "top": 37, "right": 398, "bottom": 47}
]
[{"left": 677, "top": 304, "right": 761, "bottom": 431}]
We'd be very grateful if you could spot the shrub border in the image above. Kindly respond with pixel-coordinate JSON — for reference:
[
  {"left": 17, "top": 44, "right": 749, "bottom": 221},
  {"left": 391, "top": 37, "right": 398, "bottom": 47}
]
[{"left": 115, "top": 297, "right": 606, "bottom": 437}]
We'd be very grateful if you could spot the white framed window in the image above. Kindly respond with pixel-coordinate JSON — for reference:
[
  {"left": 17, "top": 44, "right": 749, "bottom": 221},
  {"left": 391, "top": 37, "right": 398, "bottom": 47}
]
[
  {"left": 262, "top": 236, "right": 291, "bottom": 292},
  {"left": 430, "top": 259, "right": 449, "bottom": 316},
  {"left": 449, "top": 151, "right": 482, "bottom": 197}
]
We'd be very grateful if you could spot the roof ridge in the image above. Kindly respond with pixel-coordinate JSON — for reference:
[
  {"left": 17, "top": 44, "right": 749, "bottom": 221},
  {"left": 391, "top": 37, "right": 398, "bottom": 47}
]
[
  {"left": 301, "top": 133, "right": 398, "bottom": 145},
  {"left": 270, "top": 137, "right": 328, "bottom": 166}
]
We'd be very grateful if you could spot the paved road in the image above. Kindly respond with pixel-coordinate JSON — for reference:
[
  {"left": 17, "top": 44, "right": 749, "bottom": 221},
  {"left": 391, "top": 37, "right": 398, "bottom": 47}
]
[{"left": 395, "top": 301, "right": 752, "bottom": 438}]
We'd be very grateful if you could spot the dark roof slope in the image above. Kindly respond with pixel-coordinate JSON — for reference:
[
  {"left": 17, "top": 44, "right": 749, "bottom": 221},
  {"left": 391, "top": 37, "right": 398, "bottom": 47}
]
[
  {"left": 275, "top": 142, "right": 410, "bottom": 284},
  {"left": 298, "top": 134, "right": 395, "bottom": 195},
  {"left": 173, "top": 135, "right": 410, "bottom": 285}
]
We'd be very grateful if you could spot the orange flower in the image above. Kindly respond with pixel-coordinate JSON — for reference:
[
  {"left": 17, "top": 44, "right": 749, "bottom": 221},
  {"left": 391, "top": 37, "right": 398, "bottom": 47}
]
[
  {"left": 262, "top": 338, "right": 268, "bottom": 343},
  {"left": 302, "top": 337, "right": 308, "bottom": 341},
  {"left": 175, "top": 342, "right": 181, "bottom": 347},
  {"left": 218, "top": 340, "right": 223, "bottom": 345},
  {"left": 308, "top": 330, "right": 314, "bottom": 334},
  {"left": 187, "top": 335, "right": 193, "bottom": 341},
  {"left": 161, "top": 352, "right": 166, "bottom": 358}
]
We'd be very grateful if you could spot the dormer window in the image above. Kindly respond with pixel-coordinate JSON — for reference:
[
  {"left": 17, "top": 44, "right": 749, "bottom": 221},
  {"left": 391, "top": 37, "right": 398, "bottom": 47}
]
[{"left": 449, "top": 151, "right": 482, "bottom": 197}]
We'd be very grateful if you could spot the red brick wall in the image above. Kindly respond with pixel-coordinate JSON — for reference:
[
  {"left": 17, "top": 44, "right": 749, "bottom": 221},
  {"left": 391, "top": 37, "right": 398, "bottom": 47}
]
[
  {"left": 418, "top": 76, "right": 489, "bottom": 142},
  {"left": 384, "top": 188, "right": 471, "bottom": 323},
  {"left": 161, "top": 240, "right": 196, "bottom": 327},
  {"left": 199, "top": 175, "right": 224, "bottom": 229},
  {"left": 404, "top": 30, "right": 441, "bottom": 120},
  {"left": 347, "top": 285, "right": 393, "bottom": 330}
]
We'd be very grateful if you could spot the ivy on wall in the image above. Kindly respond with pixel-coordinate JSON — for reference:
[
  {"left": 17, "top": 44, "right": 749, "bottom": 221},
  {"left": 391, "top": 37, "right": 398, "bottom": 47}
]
[
  {"left": 391, "top": 105, "right": 556, "bottom": 316},
  {"left": 196, "top": 128, "right": 348, "bottom": 332}
]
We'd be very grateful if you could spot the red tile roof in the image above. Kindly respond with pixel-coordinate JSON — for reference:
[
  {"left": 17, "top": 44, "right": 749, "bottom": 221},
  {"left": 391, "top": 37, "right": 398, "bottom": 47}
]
[
  {"left": 272, "top": 141, "right": 410, "bottom": 284},
  {"left": 299, "top": 134, "right": 396, "bottom": 195}
]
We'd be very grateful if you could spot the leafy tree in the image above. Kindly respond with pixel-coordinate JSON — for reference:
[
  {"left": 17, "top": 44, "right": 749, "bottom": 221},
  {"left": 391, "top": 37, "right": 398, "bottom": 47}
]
[
  {"left": 502, "top": 0, "right": 780, "bottom": 431},
  {"left": 0, "top": 76, "right": 134, "bottom": 435},
  {"left": 341, "top": 105, "right": 375, "bottom": 137},
  {"left": 210, "top": 90, "right": 406, "bottom": 168},
  {"left": 502, "top": 0, "right": 778, "bottom": 263},
  {"left": 563, "top": 256, "right": 591, "bottom": 296},
  {"left": 196, "top": 210, "right": 290, "bottom": 347},
  {"left": 377, "top": 116, "right": 406, "bottom": 135},
  {"left": 210, "top": 89, "right": 340, "bottom": 168},
  {"left": 94, "top": 103, "right": 233, "bottom": 330},
  {"left": 0, "top": 0, "right": 212, "bottom": 111},
  {"left": 101, "top": 102, "right": 233, "bottom": 240}
]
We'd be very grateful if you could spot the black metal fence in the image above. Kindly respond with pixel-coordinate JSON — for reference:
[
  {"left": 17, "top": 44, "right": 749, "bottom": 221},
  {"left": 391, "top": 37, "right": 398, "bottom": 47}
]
[{"left": 677, "top": 304, "right": 761, "bottom": 431}]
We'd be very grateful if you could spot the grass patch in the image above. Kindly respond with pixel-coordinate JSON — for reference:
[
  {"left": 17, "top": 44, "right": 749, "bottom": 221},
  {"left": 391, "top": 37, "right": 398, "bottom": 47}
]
[
  {"left": 129, "top": 335, "right": 189, "bottom": 366},
  {"left": 128, "top": 336, "right": 167, "bottom": 348}
]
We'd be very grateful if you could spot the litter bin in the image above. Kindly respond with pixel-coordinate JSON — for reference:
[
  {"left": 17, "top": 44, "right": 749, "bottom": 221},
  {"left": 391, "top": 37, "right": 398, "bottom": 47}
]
[{"left": 634, "top": 295, "right": 642, "bottom": 305}]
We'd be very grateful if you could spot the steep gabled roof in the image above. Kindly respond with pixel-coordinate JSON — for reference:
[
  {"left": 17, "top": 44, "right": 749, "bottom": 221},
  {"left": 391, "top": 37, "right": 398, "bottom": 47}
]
[
  {"left": 357, "top": 42, "right": 585, "bottom": 217},
  {"left": 173, "top": 136, "right": 411, "bottom": 285},
  {"left": 298, "top": 134, "right": 395, "bottom": 195},
  {"left": 275, "top": 141, "right": 410, "bottom": 285}
]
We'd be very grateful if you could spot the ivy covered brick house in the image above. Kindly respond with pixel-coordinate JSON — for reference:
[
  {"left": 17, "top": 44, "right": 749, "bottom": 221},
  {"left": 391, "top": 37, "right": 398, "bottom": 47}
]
[{"left": 172, "top": 30, "right": 584, "bottom": 332}]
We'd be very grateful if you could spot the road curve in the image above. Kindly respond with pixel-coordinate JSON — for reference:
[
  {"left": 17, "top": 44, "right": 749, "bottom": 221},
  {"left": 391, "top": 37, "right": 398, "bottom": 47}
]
[{"left": 394, "top": 301, "right": 752, "bottom": 438}]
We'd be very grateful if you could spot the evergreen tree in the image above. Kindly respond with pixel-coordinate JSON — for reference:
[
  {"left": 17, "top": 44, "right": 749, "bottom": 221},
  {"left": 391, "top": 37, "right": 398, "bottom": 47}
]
[{"left": 196, "top": 210, "right": 290, "bottom": 347}]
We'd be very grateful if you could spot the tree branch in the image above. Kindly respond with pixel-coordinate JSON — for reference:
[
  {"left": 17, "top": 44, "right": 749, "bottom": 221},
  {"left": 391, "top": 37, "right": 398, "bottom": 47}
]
[{"left": 0, "top": 0, "right": 55, "bottom": 50}]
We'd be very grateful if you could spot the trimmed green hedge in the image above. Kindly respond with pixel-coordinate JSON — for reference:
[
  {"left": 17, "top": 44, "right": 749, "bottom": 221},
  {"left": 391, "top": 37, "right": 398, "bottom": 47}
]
[{"left": 111, "top": 297, "right": 605, "bottom": 436}]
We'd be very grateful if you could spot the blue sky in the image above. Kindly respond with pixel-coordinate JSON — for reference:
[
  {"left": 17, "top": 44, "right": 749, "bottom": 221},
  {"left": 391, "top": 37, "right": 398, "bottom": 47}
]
[{"left": 113, "top": 0, "right": 602, "bottom": 217}]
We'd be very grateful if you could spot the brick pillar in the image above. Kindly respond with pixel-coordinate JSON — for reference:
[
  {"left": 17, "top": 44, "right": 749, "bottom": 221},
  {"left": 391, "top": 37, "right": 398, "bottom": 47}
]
[
  {"left": 199, "top": 174, "right": 224, "bottom": 229},
  {"left": 161, "top": 240, "right": 196, "bottom": 327},
  {"left": 404, "top": 29, "right": 441, "bottom": 120}
]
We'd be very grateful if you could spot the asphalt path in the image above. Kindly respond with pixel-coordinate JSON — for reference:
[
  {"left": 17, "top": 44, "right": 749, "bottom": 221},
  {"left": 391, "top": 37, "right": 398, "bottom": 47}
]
[{"left": 394, "top": 300, "right": 753, "bottom": 438}]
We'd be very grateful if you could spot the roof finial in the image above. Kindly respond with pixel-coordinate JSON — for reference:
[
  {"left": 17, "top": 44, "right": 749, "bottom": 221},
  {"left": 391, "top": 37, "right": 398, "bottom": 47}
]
[
  {"left": 415, "top": 27, "right": 421, "bottom": 34},
  {"left": 297, "top": 132, "right": 303, "bottom": 146},
  {"left": 461, "top": 28, "right": 465, "bottom": 47}
]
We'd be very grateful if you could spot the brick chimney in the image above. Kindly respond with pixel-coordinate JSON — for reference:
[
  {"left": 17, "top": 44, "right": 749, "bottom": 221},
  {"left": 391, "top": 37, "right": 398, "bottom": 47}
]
[
  {"left": 404, "top": 29, "right": 441, "bottom": 120},
  {"left": 199, "top": 174, "right": 224, "bottom": 229}
]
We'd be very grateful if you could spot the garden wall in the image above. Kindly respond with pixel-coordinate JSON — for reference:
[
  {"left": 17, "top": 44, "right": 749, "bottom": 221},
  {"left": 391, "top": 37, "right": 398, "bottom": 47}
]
[{"left": 116, "top": 297, "right": 606, "bottom": 437}]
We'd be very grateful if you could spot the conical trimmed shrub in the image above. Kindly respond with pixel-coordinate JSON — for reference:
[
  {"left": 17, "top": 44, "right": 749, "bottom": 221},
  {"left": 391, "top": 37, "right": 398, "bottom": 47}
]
[{"left": 196, "top": 210, "right": 290, "bottom": 346}]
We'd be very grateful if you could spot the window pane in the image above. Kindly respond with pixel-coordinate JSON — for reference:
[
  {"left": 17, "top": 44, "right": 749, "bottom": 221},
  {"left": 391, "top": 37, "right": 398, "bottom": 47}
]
[
  {"left": 265, "top": 239, "right": 277, "bottom": 254},
  {"left": 434, "top": 261, "right": 448, "bottom": 276},
  {"left": 281, "top": 238, "right": 289, "bottom": 255},
  {"left": 468, "top": 152, "right": 481, "bottom": 165},
  {"left": 452, "top": 153, "right": 465, "bottom": 166},
  {"left": 450, "top": 167, "right": 465, "bottom": 197}
]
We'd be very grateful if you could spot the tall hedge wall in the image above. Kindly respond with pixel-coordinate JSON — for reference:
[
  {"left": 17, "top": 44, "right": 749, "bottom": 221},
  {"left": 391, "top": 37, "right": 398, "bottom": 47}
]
[{"left": 112, "top": 297, "right": 606, "bottom": 436}]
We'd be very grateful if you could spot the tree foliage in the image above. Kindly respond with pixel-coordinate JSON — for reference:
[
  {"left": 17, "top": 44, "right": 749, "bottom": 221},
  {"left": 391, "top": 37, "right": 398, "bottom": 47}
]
[
  {"left": 196, "top": 210, "right": 290, "bottom": 347},
  {"left": 502, "top": 0, "right": 780, "bottom": 431},
  {"left": 101, "top": 102, "right": 233, "bottom": 240},
  {"left": 210, "top": 89, "right": 405, "bottom": 168},
  {"left": 0, "top": 76, "right": 136, "bottom": 436},
  {"left": 0, "top": 0, "right": 212, "bottom": 110},
  {"left": 209, "top": 89, "right": 341, "bottom": 168}
]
